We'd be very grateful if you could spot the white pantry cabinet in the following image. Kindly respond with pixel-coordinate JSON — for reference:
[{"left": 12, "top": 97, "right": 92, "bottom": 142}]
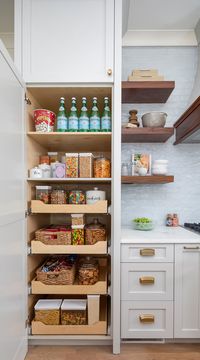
[
  {"left": 15, "top": 0, "right": 114, "bottom": 83},
  {"left": 175, "top": 244, "right": 200, "bottom": 338}
]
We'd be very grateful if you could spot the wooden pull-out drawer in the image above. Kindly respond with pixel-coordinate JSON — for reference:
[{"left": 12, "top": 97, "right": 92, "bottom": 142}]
[
  {"left": 121, "top": 263, "right": 173, "bottom": 301},
  {"left": 121, "top": 244, "right": 174, "bottom": 263},
  {"left": 121, "top": 300, "right": 173, "bottom": 339}
]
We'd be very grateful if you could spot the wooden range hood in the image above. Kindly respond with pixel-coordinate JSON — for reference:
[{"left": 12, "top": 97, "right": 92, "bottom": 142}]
[{"left": 174, "top": 96, "right": 200, "bottom": 144}]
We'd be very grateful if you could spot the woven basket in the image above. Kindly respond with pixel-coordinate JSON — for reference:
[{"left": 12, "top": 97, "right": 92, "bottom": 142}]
[
  {"left": 35, "top": 228, "right": 71, "bottom": 245},
  {"left": 36, "top": 263, "right": 76, "bottom": 285}
]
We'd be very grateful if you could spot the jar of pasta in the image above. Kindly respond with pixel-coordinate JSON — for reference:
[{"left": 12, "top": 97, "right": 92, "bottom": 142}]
[{"left": 94, "top": 156, "right": 111, "bottom": 178}]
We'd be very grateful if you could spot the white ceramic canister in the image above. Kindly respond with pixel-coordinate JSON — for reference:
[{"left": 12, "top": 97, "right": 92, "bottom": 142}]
[
  {"left": 39, "top": 163, "right": 51, "bottom": 178},
  {"left": 30, "top": 166, "right": 43, "bottom": 179},
  {"left": 50, "top": 161, "right": 60, "bottom": 177},
  {"left": 86, "top": 187, "right": 106, "bottom": 204}
]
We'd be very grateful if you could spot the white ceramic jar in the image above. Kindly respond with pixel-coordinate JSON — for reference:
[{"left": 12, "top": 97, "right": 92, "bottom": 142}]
[
  {"left": 30, "top": 166, "right": 43, "bottom": 179},
  {"left": 86, "top": 187, "right": 106, "bottom": 204},
  {"left": 39, "top": 163, "right": 51, "bottom": 178},
  {"left": 152, "top": 160, "right": 168, "bottom": 175}
]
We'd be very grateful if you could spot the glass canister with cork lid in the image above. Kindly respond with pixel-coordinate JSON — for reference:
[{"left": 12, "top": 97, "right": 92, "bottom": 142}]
[{"left": 85, "top": 218, "right": 106, "bottom": 245}]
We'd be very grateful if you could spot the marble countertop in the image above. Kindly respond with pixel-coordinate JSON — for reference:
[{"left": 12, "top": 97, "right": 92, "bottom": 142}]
[{"left": 121, "top": 226, "right": 200, "bottom": 243}]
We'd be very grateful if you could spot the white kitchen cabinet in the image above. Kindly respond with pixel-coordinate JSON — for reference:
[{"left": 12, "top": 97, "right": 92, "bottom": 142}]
[
  {"left": 15, "top": 0, "right": 114, "bottom": 83},
  {"left": 0, "top": 40, "right": 27, "bottom": 360},
  {"left": 175, "top": 244, "right": 200, "bottom": 338}
]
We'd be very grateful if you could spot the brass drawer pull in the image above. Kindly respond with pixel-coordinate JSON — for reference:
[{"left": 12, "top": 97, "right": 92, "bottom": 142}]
[
  {"left": 183, "top": 246, "right": 200, "bottom": 250},
  {"left": 139, "top": 314, "right": 155, "bottom": 323},
  {"left": 107, "top": 68, "right": 112, "bottom": 76},
  {"left": 140, "top": 248, "right": 155, "bottom": 256},
  {"left": 139, "top": 276, "right": 155, "bottom": 285}
]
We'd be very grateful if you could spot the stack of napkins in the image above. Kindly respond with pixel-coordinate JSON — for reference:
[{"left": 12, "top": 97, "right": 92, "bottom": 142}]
[{"left": 128, "top": 69, "right": 164, "bottom": 81}]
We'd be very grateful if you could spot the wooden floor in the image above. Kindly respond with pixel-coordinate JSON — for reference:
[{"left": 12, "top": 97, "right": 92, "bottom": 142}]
[{"left": 26, "top": 344, "right": 200, "bottom": 360}]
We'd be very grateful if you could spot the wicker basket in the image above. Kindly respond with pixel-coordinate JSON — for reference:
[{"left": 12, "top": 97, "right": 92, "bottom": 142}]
[
  {"left": 35, "top": 228, "right": 71, "bottom": 245},
  {"left": 36, "top": 263, "right": 76, "bottom": 285}
]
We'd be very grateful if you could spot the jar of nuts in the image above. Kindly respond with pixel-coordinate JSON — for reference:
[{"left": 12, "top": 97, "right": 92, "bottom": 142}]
[
  {"left": 51, "top": 189, "right": 67, "bottom": 204},
  {"left": 85, "top": 218, "right": 106, "bottom": 245},
  {"left": 78, "top": 257, "right": 99, "bottom": 285}
]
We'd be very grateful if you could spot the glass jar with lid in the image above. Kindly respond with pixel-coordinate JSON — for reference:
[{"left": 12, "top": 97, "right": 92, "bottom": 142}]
[
  {"left": 51, "top": 189, "right": 67, "bottom": 204},
  {"left": 78, "top": 256, "right": 99, "bottom": 285},
  {"left": 69, "top": 190, "right": 86, "bottom": 204},
  {"left": 36, "top": 186, "right": 52, "bottom": 204},
  {"left": 85, "top": 218, "right": 106, "bottom": 245},
  {"left": 94, "top": 156, "right": 111, "bottom": 178}
]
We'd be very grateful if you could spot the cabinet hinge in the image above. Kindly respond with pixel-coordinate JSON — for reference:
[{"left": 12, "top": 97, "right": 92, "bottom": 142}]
[
  {"left": 25, "top": 209, "right": 32, "bottom": 218},
  {"left": 25, "top": 316, "right": 30, "bottom": 328},
  {"left": 25, "top": 93, "right": 31, "bottom": 105}
]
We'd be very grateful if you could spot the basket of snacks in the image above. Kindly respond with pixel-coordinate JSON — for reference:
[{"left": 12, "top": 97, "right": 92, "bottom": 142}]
[
  {"left": 35, "top": 226, "right": 71, "bottom": 245},
  {"left": 36, "top": 256, "right": 76, "bottom": 285}
]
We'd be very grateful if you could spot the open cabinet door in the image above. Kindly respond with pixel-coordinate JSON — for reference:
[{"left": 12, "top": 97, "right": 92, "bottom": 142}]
[{"left": 0, "top": 41, "right": 27, "bottom": 360}]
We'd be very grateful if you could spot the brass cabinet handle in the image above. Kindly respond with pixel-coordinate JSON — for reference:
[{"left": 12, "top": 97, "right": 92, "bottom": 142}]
[
  {"left": 107, "top": 68, "right": 112, "bottom": 76},
  {"left": 139, "top": 314, "right": 155, "bottom": 323},
  {"left": 183, "top": 246, "right": 200, "bottom": 250},
  {"left": 139, "top": 276, "right": 155, "bottom": 285},
  {"left": 140, "top": 248, "right": 155, "bottom": 256}
]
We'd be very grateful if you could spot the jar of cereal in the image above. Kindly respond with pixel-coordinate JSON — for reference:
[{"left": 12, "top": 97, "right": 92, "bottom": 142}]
[{"left": 94, "top": 156, "right": 111, "bottom": 178}]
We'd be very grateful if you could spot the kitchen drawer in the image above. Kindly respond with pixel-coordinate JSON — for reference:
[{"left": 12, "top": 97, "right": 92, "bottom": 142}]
[
  {"left": 121, "top": 244, "right": 174, "bottom": 263},
  {"left": 121, "top": 300, "right": 173, "bottom": 339},
  {"left": 121, "top": 263, "right": 173, "bottom": 301}
]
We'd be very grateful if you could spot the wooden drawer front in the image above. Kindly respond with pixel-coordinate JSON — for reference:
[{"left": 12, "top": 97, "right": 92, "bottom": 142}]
[
  {"left": 121, "top": 244, "right": 174, "bottom": 263},
  {"left": 121, "top": 301, "right": 173, "bottom": 339},
  {"left": 121, "top": 263, "right": 173, "bottom": 301}
]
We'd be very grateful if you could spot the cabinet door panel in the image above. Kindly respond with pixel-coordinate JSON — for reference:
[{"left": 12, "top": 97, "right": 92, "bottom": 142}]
[
  {"left": 22, "top": 0, "right": 114, "bottom": 83},
  {"left": 0, "top": 41, "right": 27, "bottom": 360},
  {"left": 175, "top": 244, "right": 200, "bottom": 338}
]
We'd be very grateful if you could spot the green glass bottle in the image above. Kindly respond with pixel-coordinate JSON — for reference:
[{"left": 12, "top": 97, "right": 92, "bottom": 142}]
[
  {"left": 68, "top": 97, "right": 79, "bottom": 132},
  {"left": 56, "top": 97, "right": 68, "bottom": 132},
  {"left": 89, "top": 97, "right": 101, "bottom": 132},
  {"left": 101, "top": 97, "right": 111, "bottom": 132},
  {"left": 79, "top": 97, "right": 89, "bottom": 132}
]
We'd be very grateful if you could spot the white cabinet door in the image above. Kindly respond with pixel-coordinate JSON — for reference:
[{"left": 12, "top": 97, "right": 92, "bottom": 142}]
[
  {"left": 0, "top": 41, "right": 27, "bottom": 360},
  {"left": 20, "top": 0, "right": 114, "bottom": 83},
  {"left": 175, "top": 244, "right": 200, "bottom": 338}
]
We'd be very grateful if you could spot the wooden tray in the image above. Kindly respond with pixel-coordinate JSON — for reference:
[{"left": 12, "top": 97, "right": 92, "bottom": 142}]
[
  {"left": 31, "top": 266, "right": 107, "bottom": 295},
  {"left": 31, "top": 240, "right": 107, "bottom": 254},
  {"left": 31, "top": 200, "right": 108, "bottom": 214}
]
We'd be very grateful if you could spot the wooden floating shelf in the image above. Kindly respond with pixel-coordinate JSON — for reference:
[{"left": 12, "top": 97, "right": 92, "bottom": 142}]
[
  {"left": 27, "top": 132, "right": 111, "bottom": 152},
  {"left": 122, "top": 127, "right": 174, "bottom": 143},
  {"left": 121, "top": 175, "right": 174, "bottom": 184},
  {"left": 122, "top": 81, "right": 175, "bottom": 103},
  {"left": 31, "top": 200, "right": 108, "bottom": 214},
  {"left": 174, "top": 96, "right": 200, "bottom": 144},
  {"left": 31, "top": 301, "right": 107, "bottom": 335},
  {"left": 31, "top": 240, "right": 107, "bottom": 255},
  {"left": 31, "top": 267, "right": 107, "bottom": 295},
  {"left": 27, "top": 178, "right": 112, "bottom": 183}
]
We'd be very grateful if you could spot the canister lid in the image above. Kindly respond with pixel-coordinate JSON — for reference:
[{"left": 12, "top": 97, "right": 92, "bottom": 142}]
[
  {"left": 35, "top": 299, "right": 62, "bottom": 310},
  {"left": 61, "top": 299, "right": 87, "bottom": 311},
  {"left": 36, "top": 186, "right": 52, "bottom": 190}
]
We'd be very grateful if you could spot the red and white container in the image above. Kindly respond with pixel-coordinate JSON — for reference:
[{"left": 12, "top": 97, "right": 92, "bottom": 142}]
[{"left": 34, "top": 109, "right": 56, "bottom": 132}]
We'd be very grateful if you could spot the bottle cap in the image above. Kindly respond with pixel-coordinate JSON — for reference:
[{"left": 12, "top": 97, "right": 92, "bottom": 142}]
[
  {"left": 60, "top": 97, "right": 65, "bottom": 101},
  {"left": 72, "top": 97, "right": 76, "bottom": 101},
  {"left": 93, "top": 97, "right": 97, "bottom": 100},
  {"left": 82, "top": 97, "right": 87, "bottom": 100}
]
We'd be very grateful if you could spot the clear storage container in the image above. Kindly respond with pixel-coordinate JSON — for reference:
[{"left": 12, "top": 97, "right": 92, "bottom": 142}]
[
  {"left": 51, "top": 189, "right": 67, "bottom": 204},
  {"left": 65, "top": 153, "right": 79, "bottom": 178},
  {"left": 94, "top": 156, "right": 111, "bottom": 178},
  {"left": 79, "top": 153, "right": 94, "bottom": 178},
  {"left": 61, "top": 299, "right": 87, "bottom": 325},
  {"left": 48, "top": 152, "right": 58, "bottom": 164},
  {"left": 34, "top": 299, "right": 62, "bottom": 325},
  {"left": 85, "top": 218, "right": 106, "bottom": 245},
  {"left": 36, "top": 186, "right": 52, "bottom": 204},
  {"left": 78, "top": 257, "right": 99, "bottom": 285},
  {"left": 71, "top": 214, "right": 85, "bottom": 226},
  {"left": 69, "top": 190, "right": 85, "bottom": 204},
  {"left": 71, "top": 225, "right": 85, "bottom": 245}
]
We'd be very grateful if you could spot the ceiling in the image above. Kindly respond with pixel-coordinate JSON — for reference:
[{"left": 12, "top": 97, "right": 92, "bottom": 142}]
[
  {"left": 127, "top": 0, "right": 200, "bottom": 30},
  {"left": 0, "top": 0, "right": 14, "bottom": 33}
]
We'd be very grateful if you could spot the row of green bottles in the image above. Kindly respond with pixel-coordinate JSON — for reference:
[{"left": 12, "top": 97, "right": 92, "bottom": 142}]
[{"left": 56, "top": 97, "right": 111, "bottom": 132}]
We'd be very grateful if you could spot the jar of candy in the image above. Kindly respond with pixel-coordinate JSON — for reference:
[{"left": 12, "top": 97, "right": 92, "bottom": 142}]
[
  {"left": 94, "top": 156, "right": 111, "bottom": 178},
  {"left": 36, "top": 186, "right": 52, "bottom": 204},
  {"left": 69, "top": 190, "right": 86, "bottom": 204},
  {"left": 71, "top": 225, "right": 85, "bottom": 245},
  {"left": 65, "top": 153, "right": 79, "bottom": 178},
  {"left": 78, "top": 257, "right": 99, "bottom": 285}
]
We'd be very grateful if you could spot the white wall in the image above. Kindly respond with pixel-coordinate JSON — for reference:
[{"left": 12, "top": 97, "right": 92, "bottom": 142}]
[
  {"left": 122, "top": 46, "right": 200, "bottom": 226},
  {"left": 0, "top": 33, "right": 14, "bottom": 59}
]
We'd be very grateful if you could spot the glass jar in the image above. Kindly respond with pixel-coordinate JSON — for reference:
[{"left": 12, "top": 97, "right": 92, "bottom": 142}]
[
  {"left": 85, "top": 218, "right": 106, "bottom": 245},
  {"left": 69, "top": 190, "right": 86, "bottom": 204},
  {"left": 61, "top": 300, "right": 87, "bottom": 325},
  {"left": 51, "top": 189, "right": 67, "bottom": 204},
  {"left": 71, "top": 225, "right": 85, "bottom": 245},
  {"left": 79, "top": 153, "right": 94, "bottom": 178},
  {"left": 36, "top": 186, "right": 52, "bottom": 204},
  {"left": 94, "top": 156, "right": 111, "bottom": 178},
  {"left": 121, "top": 163, "right": 130, "bottom": 176},
  {"left": 48, "top": 152, "right": 58, "bottom": 164},
  {"left": 39, "top": 155, "right": 50, "bottom": 165},
  {"left": 78, "top": 256, "right": 99, "bottom": 285}
]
